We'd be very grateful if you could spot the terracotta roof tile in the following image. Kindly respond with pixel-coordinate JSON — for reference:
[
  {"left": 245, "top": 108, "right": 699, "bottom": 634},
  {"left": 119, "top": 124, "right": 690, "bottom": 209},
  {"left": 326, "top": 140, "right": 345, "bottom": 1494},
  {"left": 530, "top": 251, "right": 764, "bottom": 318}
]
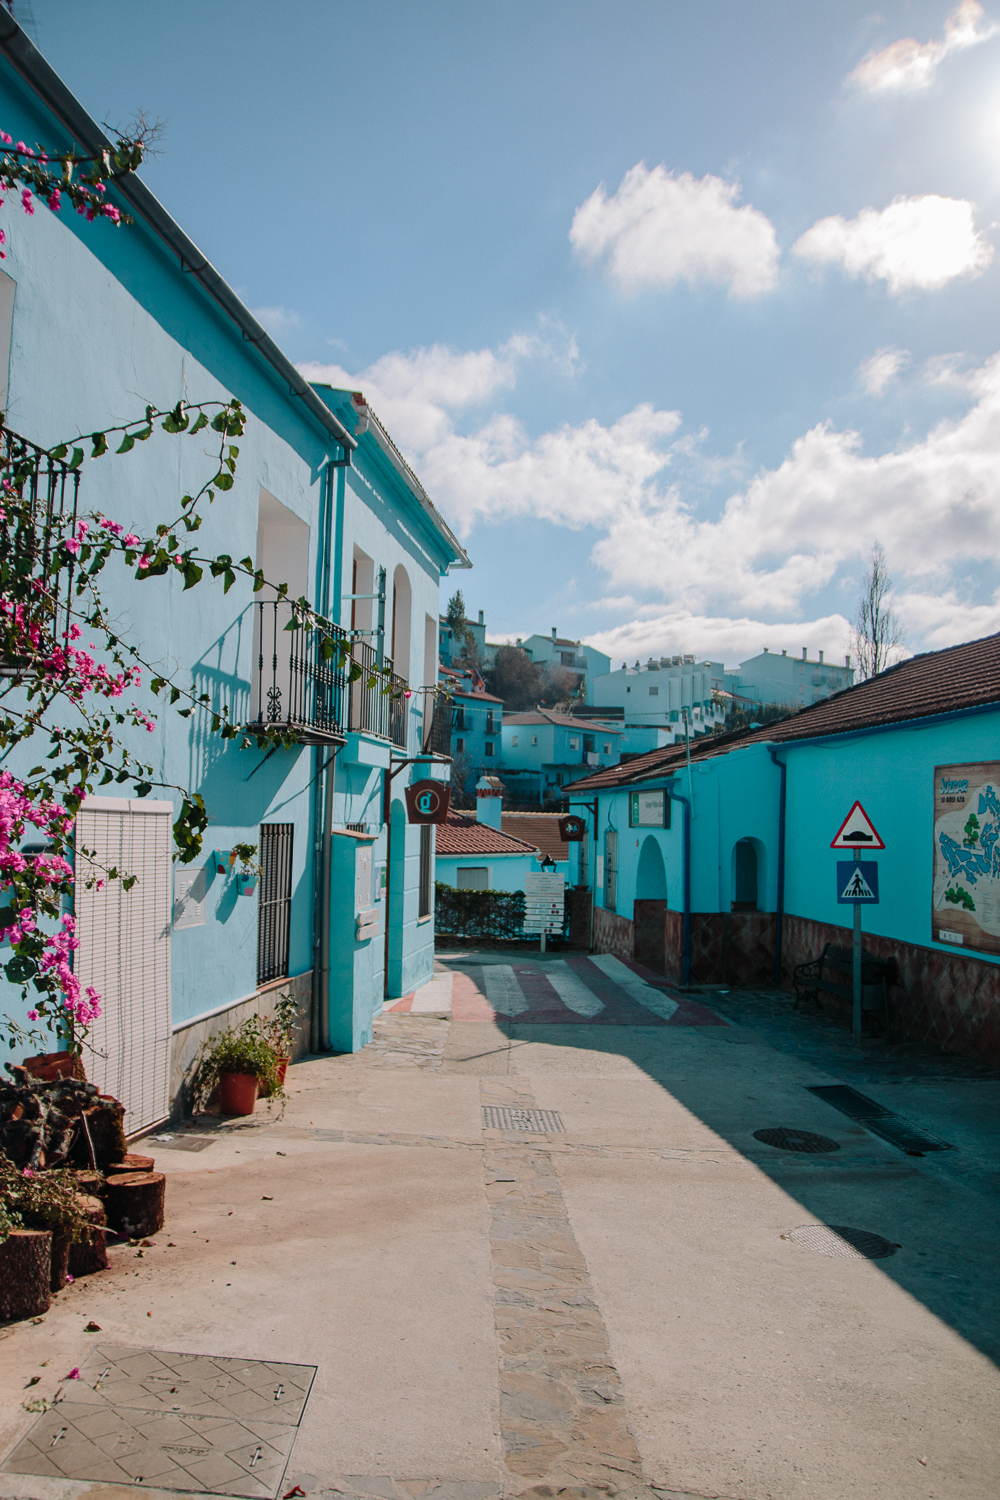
[
  {"left": 568, "top": 632, "right": 1000, "bottom": 792},
  {"left": 501, "top": 812, "right": 569, "bottom": 860},
  {"left": 436, "top": 810, "right": 540, "bottom": 856},
  {"left": 504, "top": 708, "right": 623, "bottom": 731}
]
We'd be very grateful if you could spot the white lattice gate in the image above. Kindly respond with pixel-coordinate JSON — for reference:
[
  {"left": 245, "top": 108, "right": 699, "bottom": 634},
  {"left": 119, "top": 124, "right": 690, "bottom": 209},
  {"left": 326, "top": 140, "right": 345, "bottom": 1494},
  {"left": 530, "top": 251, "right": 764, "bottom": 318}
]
[{"left": 75, "top": 797, "right": 173, "bottom": 1133}]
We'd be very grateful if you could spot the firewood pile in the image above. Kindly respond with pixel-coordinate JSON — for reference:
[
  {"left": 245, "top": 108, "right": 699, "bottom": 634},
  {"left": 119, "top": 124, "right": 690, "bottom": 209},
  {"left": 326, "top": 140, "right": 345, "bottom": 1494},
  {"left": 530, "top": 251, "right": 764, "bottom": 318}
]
[{"left": 0, "top": 1068, "right": 127, "bottom": 1171}]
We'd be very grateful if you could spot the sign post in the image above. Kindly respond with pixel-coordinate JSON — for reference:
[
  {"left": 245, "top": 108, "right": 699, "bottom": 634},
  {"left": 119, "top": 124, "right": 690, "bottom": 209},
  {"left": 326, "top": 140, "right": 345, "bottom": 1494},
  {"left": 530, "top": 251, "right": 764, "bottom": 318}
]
[{"left": 831, "top": 803, "right": 884, "bottom": 1043}]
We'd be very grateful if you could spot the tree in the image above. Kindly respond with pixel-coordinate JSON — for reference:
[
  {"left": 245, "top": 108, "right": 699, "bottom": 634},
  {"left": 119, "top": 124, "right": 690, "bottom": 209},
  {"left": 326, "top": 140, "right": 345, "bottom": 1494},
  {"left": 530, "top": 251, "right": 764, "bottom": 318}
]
[
  {"left": 484, "top": 645, "right": 543, "bottom": 710},
  {"left": 851, "top": 542, "right": 904, "bottom": 680},
  {"left": 445, "top": 590, "right": 466, "bottom": 637},
  {"left": 538, "top": 664, "right": 578, "bottom": 709}
]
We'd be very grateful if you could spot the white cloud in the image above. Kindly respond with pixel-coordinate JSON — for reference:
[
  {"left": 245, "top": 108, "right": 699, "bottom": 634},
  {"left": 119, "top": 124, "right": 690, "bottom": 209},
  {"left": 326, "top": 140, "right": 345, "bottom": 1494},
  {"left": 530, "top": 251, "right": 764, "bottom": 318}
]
[
  {"left": 792, "top": 194, "right": 993, "bottom": 293},
  {"left": 583, "top": 611, "right": 855, "bottom": 673},
  {"left": 299, "top": 335, "right": 1000, "bottom": 658},
  {"left": 849, "top": 1, "right": 997, "bottom": 93},
  {"left": 569, "top": 162, "right": 779, "bottom": 298},
  {"left": 251, "top": 305, "right": 300, "bottom": 336},
  {"left": 857, "top": 346, "right": 910, "bottom": 395}
]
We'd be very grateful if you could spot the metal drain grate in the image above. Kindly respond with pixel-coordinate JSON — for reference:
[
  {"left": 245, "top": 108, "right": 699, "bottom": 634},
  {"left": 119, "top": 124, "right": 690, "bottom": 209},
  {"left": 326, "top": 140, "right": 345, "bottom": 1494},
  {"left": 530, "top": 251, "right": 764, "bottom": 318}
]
[
  {"left": 785, "top": 1223, "right": 899, "bottom": 1260},
  {"left": 482, "top": 1105, "right": 564, "bottom": 1133},
  {"left": 754, "top": 1127, "right": 840, "bottom": 1153},
  {"left": 808, "top": 1084, "right": 953, "bottom": 1156}
]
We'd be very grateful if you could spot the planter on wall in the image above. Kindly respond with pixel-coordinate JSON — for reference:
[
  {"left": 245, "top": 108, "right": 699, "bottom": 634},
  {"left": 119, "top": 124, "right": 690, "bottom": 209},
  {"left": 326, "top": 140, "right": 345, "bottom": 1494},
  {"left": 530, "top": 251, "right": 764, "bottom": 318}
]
[
  {"left": 211, "top": 849, "right": 234, "bottom": 875},
  {"left": 236, "top": 872, "right": 257, "bottom": 897}
]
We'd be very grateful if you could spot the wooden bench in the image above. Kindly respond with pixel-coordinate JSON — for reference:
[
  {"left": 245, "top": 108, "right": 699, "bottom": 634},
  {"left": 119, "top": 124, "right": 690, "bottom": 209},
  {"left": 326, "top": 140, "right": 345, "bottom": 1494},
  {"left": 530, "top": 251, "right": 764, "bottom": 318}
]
[{"left": 793, "top": 943, "right": 896, "bottom": 1040}]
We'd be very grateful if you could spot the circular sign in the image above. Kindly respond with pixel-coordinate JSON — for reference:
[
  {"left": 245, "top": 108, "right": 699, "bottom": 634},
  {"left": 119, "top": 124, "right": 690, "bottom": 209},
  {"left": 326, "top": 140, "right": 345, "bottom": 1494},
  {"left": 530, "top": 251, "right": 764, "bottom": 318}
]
[{"left": 405, "top": 779, "right": 452, "bottom": 824}]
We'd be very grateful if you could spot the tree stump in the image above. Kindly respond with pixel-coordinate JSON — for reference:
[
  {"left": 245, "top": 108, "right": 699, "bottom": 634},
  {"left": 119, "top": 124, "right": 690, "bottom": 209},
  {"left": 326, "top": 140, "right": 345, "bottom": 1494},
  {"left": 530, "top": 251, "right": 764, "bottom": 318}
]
[
  {"left": 85, "top": 1097, "right": 128, "bottom": 1169},
  {"left": 71, "top": 1169, "right": 105, "bottom": 1198},
  {"left": 50, "top": 1231, "right": 71, "bottom": 1292},
  {"left": 0, "top": 1229, "right": 52, "bottom": 1320},
  {"left": 107, "top": 1153, "right": 155, "bottom": 1174},
  {"left": 105, "top": 1171, "right": 165, "bottom": 1238},
  {"left": 68, "top": 1194, "right": 109, "bottom": 1278}
]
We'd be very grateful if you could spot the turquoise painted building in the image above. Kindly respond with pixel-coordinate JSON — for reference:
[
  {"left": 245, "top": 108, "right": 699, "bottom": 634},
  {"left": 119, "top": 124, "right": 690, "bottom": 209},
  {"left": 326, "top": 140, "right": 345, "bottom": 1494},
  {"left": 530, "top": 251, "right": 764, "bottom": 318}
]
[
  {"left": 502, "top": 709, "right": 622, "bottom": 806},
  {"left": 568, "top": 635, "right": 1000, "bottom": 1069},
  {"left": 0, "top": 18, "right": 467, "bottom": 1130}
]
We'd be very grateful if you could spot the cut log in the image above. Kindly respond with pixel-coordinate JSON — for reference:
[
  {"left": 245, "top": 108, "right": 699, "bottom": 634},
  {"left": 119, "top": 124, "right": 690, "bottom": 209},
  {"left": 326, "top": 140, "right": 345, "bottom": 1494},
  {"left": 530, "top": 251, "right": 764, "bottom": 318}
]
[
  {"left": 71, "top": 1169, "right": 105, "bottom": 1197},
  {"left": 0, "top": 1228, "right": 52, "bottom": 1320},
  {"left": 76, "top": 1097, "right": 127, "bottom": 1170},
  {"left": 68, "top": 1194, "right": 109, "bottom": 1277},
  {"left": 50, "top": 1231, "right": 71, "bottom": 1292},
  {"left": 106, "top": 1153, "right": 155, "bottom": 1174},
  {"left": 105, "top": 1171, "right": 165, "bottom": 1238}
]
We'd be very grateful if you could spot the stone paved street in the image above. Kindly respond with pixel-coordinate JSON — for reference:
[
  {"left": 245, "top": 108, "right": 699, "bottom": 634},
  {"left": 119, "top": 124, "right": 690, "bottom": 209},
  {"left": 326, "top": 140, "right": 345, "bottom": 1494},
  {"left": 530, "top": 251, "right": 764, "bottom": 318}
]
[{"left": 2, "top": 952, "right": 999, "bottom": 1500}]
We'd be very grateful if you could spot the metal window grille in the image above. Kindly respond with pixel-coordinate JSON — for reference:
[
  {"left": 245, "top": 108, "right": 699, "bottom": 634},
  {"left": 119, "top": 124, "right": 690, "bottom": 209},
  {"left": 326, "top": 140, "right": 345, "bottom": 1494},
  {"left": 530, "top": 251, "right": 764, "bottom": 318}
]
[
  {"left": 419, "top": 824, "right": 433, "bottom": 918},
  {"left": 257, "top": 823, "right": 294, "bottom": 985}
]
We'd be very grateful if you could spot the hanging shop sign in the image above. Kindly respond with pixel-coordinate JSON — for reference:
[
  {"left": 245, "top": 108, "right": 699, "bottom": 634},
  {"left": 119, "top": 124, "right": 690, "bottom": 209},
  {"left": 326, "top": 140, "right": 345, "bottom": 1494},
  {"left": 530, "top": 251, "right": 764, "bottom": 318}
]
[
  {"left": 405, "top": 779, "right": 452, "bottom": 825},
  {"left": 559, "top": 814, "right": 587, "bottom": 842}
]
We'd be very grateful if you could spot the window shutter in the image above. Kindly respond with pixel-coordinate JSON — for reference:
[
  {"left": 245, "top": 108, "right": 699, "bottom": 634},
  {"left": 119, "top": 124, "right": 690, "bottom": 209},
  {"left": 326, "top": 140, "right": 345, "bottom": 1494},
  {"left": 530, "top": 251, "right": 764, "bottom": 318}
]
[{"left": 75, "top": 799, "right": 173, "bottom": 1134}]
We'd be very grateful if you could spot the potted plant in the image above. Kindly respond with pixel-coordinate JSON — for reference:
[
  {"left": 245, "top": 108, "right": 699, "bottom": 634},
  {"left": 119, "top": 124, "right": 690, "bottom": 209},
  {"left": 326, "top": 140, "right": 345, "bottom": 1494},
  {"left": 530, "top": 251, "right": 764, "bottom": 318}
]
[
  {"left": 211, "top": 849, "right": 234, "bottom": 875},
  {"left": 196, "top": 1022, "right": 282, "bottom": 1117},
  {"left": 233, "top": 842, "right": 260, "bottom": 897},
  {"left": 0, "top": 1153, "right": 94, "bottom": 1305},
  {"left": 257, "top": 992, "right": 297, "bottom": 1089}
]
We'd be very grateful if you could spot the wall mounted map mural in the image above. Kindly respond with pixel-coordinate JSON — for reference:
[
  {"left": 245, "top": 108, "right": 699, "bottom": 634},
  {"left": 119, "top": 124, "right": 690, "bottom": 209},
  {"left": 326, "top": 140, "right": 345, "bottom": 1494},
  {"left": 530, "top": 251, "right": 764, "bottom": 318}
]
[{"left": 933, "top": 762, "right": 1000, "bottom": 957}]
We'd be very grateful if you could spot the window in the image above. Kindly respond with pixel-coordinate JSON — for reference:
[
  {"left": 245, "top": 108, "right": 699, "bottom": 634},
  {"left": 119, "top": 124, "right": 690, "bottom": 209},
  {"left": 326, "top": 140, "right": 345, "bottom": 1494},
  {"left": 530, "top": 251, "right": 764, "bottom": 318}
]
[
  {"left": 649, "top": 685, "right": 659, "bottom": 696},
  {"left": 457, "top": 866, "right": 489, "bottom": 889},
  {"left": 560, "top": 651, "right": 575, "bottom": 667},
  {"left": 419, "top": 824, "right": 433, "bottom": 917},
  {"left": 485, "top": 741, "right": 494, "bottom": 756},
  {"left": 258, "top": 823, "right": 294, "bottom": 985},
  {"left": 390, "top": 564, "right": 411, "bottom": 679},
  {"left": 626, "top": 686, "right": 631, "bottom": 693},
  {"left": 584, "top": 735, "right": 594, "bottom": 752},
  {"left": 569, "top": 737, "right": 579, "bottom": 750},
  {"left": 603, "top": 742, "right": 611, "bottom": 754},
  {"left": 531, "top": 735, "right": 538, "bottom": 745},
  {"left": 456, "top": 738, "right": 465, "bottom": 753},
  {"left": 511, "top": 735, "right": 519, "bottom": 746},
  {"left": 604, "top": 829, "right": 618, "bottom": 910}
]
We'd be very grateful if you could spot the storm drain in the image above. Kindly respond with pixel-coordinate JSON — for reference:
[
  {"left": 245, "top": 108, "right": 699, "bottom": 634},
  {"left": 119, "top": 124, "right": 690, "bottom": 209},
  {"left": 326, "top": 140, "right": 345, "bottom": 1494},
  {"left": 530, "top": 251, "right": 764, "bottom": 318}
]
[
  {"left": 150, "top": 1133, "right": 215, "bottom": 1153},
  {"left": 482, "top": 1105, "right": 564, "bottom": 1133},
  {"left": 808, "top": 1084, "right": 953, "bottom": 1156},
  {"left": 753, "top": 1127, "right": 840, "bottom": 1153},
  {"left": 3, "top": 1345, "right": 315, "bottom": 1498},
  {"left": 785, "top": 1224, "right": 899, "bottom": 1260}
]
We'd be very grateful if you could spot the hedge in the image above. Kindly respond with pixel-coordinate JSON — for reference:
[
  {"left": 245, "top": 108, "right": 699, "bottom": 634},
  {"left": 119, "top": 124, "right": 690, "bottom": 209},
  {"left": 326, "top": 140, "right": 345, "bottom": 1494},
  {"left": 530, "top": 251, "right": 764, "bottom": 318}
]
[{"left": 434, "top": 882, "right": 528, "bottom": 940}]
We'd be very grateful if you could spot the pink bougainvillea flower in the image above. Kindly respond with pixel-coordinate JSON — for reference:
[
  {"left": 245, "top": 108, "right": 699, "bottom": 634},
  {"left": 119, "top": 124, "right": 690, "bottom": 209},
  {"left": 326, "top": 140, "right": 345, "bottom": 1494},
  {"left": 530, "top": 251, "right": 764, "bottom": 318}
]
[
  {"left": 138, "top": 555, "right": 152, "bottom": 570},
  {"left": 65, "top": 1368, "right": 80, "bottom": 1379},
  {"left": 122, "top": 533, "right": 140, "bottom": 548}
]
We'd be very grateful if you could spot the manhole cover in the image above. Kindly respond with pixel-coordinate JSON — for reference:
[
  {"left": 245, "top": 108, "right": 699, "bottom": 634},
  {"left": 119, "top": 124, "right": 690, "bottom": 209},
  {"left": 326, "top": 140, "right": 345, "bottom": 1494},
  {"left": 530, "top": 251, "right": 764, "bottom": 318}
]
[
  {"left": 482, "top": 1105, "right": 564, "bottom": 1133},
  {"left": 785, "top": 1224, "right": 899, "bottom": 1260},
  {"left": 754, "top": 1127, "right": 840, "bottom": 1153}
]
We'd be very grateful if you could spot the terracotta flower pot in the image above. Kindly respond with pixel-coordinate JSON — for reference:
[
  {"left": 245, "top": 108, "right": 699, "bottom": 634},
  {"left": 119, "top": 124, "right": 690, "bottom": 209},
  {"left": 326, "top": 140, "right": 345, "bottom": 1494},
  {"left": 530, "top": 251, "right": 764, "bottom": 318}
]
[
  {"left": 276, "top": 1058, "right": 288, "bottom": 1086},
  {"left": 218, "top": 1070, "right": 259, "bottom": 1116}
]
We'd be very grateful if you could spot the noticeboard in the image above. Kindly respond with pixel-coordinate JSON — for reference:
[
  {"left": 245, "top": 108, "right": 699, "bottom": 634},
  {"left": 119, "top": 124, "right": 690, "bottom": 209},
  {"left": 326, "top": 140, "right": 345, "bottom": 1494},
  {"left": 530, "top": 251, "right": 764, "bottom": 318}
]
[
  {"left": 932, "top": 761, "right": 1000, "bottom": 955},
  {"left": 629, "top": 789, "right": 670, "bottom": 828},
  {"left": 523, "top": 871, "right": 565, "bottom": 935}
]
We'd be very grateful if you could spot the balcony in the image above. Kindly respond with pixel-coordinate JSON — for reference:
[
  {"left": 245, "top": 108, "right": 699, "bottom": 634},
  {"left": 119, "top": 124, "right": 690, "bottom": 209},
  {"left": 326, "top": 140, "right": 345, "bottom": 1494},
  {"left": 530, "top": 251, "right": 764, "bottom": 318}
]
[{"left": 249, "top": 604, "right": 408, "bottom": 748}]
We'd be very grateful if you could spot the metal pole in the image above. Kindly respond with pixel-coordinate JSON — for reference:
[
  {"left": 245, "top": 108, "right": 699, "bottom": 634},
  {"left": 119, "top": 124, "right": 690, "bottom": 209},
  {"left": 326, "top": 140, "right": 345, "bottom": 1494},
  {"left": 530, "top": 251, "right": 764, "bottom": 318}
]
[
  {"left": 853, "top": 849, "right": 862, "bottom": 1042},
  {"left": 540, "top": 928, "right": 546, "bottom": 954}
]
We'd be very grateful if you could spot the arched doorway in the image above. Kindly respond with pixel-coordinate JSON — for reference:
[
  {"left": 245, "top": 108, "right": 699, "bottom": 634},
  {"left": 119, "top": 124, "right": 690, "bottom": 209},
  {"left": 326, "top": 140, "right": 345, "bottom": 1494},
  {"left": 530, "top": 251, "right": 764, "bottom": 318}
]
[
  {"left": 633, "top": 835, "right": 667, "bottom": 970},
  {"left": 732, "top": 839, "right": 759, "bottom": 911}
]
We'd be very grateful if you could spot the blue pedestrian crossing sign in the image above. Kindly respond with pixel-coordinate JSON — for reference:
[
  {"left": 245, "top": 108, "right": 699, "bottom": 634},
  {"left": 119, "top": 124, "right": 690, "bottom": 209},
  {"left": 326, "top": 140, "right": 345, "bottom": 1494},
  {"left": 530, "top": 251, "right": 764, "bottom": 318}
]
[{"left": 837, "top": 860, "right": 879, "bottom": 904}]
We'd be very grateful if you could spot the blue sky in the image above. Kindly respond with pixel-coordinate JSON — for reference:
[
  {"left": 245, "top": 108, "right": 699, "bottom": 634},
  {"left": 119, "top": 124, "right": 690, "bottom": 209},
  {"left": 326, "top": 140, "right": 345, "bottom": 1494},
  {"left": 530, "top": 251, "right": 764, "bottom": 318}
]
[{"left": 31, "top": 0, "right": 1000, "bottom": 668}]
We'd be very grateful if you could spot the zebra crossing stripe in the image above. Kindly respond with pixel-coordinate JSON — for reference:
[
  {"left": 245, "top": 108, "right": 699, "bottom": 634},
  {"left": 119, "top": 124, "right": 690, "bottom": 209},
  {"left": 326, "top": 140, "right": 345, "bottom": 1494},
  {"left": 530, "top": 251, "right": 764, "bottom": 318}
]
[{"left": 588, "top": 954, "right": 679, "bottom": 1021}]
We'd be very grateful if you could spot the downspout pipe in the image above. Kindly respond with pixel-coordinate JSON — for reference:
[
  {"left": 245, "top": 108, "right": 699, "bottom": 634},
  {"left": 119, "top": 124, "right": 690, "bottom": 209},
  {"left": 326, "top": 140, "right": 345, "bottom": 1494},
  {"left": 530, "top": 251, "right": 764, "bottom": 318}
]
[
  {"left": 767, "top": 746, "right": 787, "bottom": 986},
  {"left": 667, "top": 779, "right": 691, "bottom": 986}
]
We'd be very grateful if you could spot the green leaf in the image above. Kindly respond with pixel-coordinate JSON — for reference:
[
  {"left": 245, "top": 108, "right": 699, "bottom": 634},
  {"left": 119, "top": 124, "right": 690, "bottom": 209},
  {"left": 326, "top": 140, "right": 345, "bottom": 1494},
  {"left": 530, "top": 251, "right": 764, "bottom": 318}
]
[
  {"left": 214, "top": 471, "right": 234, "bottom": 491},
  {"left": 189, "top": 411, "right": 209, "bottom": 434},
  {"left": 253, "top": 569, "right": 265, "bottom": 593},
  {"left": 50, "top": 443, "right": 68, "bottom": 460},
  {"left": 223, "top": 569, "right": 236, "bottom": 593},
  {"left": 135, "top": 782, "right": 152, "bottom": 797},
  {"left": 239, "top": 556, "right": 254, "bottom": 571},
  {"left": 115, "top": 430, "right": 136, "bottom": 454},
  {"left": 182, "top": 561, "right": 203, "bottom": 590},
  {"left": 134, "top": 423, "right": 153, "bottom": 441},
  {"left": 91, "top": 431, "right": 108, "bottom": 457},
  {"left": 68, "top": 448, "right": 84, "bottom": 470}
]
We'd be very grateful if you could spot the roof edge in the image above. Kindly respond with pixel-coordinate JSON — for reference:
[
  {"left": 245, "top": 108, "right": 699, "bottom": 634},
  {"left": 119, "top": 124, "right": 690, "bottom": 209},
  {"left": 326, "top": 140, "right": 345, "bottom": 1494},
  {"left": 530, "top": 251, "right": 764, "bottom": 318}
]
[{"left": 0, "top": 14, "right": 356, "bottom": 456}]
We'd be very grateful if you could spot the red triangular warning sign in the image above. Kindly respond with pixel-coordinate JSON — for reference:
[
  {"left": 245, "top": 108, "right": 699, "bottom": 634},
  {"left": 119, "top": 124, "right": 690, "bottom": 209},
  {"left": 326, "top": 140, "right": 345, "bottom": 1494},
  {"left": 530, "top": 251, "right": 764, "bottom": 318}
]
[{"left": 831, "top": 800, "right": 885, "bottom": 850}]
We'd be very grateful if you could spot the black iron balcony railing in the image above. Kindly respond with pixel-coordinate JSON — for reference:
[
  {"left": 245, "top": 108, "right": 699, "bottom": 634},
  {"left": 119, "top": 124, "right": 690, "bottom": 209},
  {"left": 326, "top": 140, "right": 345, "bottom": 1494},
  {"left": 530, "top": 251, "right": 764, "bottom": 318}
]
[
  {"left": 0, "top": 425, "right": 80, "bottom": 678},
  {"left": 422, "top": 696, "right": 453, "bottom": 757},
  {"left": 346, "top": 638, "right": 408, "bottom": 749},
  {"left": 250, "top": 601, "right": 349, "bottom": 745}
]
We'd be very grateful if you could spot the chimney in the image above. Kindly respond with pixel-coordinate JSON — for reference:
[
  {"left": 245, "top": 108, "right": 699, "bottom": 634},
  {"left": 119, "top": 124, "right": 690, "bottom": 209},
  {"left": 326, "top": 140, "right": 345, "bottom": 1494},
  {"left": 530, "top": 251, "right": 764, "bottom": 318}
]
[
  {"left": 478, "top": 610, "right": 484, "bottom": 625},
  {"left": 781, "top": 649, "right": 787, "bottom": 656},
  {"left": 551, "top": 627, "right": 557, "bottom": 643},
  {"left": 845, "top": 654, "right": 851, "bottom": 668},
  {"left": 819, "top": 650, "right": 824, "bottom": 664},
  {"left": 802, "top": 648, "right": 807, "bottom": 660},
  {"left": 476, "top": 776, "right": 503, "bottom": 831}
]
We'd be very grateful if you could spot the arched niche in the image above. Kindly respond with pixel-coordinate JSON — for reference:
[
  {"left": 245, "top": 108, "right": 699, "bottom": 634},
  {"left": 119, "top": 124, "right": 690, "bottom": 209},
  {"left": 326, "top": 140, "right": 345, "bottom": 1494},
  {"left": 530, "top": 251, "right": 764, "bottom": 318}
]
[
  {"left": 732, "top": 837, "right": 766, "bottom": 911},
  {"left": 391, "top": 564, "right": 412, "bottom": 681},
  {"left": 636, "top": 834, "right": 667, "bottom": 900}
]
